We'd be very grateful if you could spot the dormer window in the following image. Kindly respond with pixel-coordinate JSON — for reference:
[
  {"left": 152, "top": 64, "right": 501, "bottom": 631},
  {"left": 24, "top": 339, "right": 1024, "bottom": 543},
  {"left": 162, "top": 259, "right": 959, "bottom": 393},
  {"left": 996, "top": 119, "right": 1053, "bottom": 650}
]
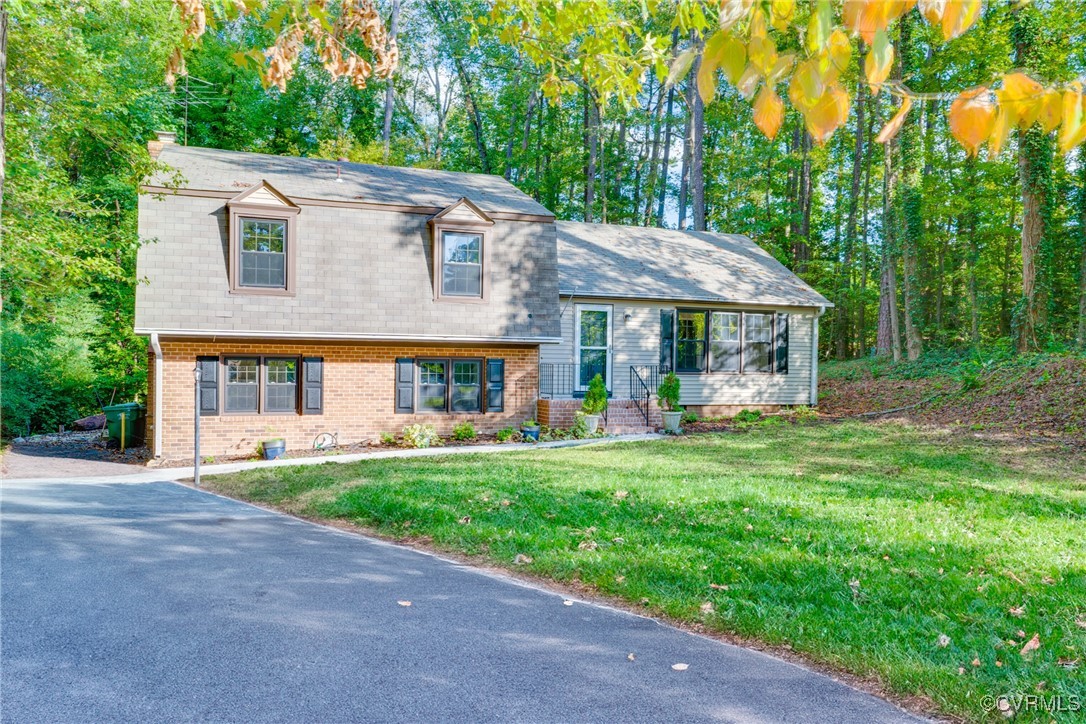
[
  {"left": 227, "top": 180, "right": 299, "bottom": 296},
  {"left": 441, "top": 231, "right": 482, "bottom": 297},
  {"left": 429, "top": 197, "right": 493, "bottom": 302}
]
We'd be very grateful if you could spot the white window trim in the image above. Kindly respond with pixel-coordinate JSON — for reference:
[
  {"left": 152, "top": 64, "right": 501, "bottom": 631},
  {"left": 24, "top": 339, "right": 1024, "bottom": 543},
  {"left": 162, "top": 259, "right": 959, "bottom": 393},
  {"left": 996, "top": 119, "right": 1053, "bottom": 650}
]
[{"left": 574, "top": 303, "right": 613, "bottom": 392}]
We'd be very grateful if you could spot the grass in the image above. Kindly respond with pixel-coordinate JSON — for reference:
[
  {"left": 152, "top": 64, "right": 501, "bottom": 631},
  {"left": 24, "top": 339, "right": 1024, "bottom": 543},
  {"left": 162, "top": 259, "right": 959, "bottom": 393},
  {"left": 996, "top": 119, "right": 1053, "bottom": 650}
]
[{"left": 205, "top": 420, "right": 1086, "bottom": 722}]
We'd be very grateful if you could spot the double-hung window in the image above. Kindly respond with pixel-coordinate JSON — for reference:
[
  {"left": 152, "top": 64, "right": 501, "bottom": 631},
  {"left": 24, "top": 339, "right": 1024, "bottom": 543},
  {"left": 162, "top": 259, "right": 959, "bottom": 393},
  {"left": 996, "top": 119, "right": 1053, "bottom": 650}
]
[
  {"left": 676, "top": 311, "right": 707, "bottom": 373},
  {"left": 223, "top": 356, "right": 303, "bottom": 414},
  {"left": 441, "top": 231, "right": 483, "bottom": 297},
  {"left": 225, "top": 357, "right": 260, "bottom": 413},
  {"left": 264, "top": 358, "right": 298, "bottom": 412},
  {"left": 668, "top": 310, "right": 786, "bottom": 375},
  {"left": 239, "top": 219, "right": 287, "bottom": 288},
  {"left": 710, "top": 312, "right": 741, "bottom": 372},
  {"left": 416, "top": 359, "right": 482, "bottom": 413},
  {"left": 744, "top": 313, "right": 774, "bottom": 373}
]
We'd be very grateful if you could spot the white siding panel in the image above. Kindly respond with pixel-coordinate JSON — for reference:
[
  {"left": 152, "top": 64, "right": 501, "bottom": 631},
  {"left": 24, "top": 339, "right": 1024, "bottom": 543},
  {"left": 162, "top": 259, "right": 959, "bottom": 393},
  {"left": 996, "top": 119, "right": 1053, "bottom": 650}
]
[
  {"left": 545, "top": 296, "right": 817, "bottom": 405},
  {"left": 245, "top": 187, "right": 288, "bottom": 206}
]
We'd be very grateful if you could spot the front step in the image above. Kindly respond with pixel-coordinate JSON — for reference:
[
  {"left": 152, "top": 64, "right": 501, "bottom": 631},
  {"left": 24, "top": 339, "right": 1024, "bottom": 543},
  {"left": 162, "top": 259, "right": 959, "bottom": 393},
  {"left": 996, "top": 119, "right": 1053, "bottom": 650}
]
[{"left": 604, "top": 425, "right": 656, "bottom": 435}]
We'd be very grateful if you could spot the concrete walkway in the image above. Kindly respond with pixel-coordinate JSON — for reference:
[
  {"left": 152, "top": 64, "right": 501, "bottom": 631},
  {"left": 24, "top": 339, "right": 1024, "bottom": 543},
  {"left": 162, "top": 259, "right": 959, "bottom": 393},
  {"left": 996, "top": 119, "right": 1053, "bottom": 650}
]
[
  {"left": 1, "top": 434, "right": 664, "bottom": 485},
  {"left": 1, "top": 475, "right": 924, "bottom": 723}
]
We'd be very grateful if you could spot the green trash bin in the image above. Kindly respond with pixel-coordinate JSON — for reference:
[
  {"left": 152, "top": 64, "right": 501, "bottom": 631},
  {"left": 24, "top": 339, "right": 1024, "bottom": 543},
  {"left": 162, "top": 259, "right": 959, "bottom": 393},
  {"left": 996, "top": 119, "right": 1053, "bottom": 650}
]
[{"left": 103, "top": 403, "right": 147, "bottom": 448}]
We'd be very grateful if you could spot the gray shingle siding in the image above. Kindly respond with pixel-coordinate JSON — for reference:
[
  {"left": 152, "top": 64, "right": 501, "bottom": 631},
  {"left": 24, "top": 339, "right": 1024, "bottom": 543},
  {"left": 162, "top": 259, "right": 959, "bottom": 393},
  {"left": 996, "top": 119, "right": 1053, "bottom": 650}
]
[{"left": 135, "top": 193, "right": 560, "bottom": 340}]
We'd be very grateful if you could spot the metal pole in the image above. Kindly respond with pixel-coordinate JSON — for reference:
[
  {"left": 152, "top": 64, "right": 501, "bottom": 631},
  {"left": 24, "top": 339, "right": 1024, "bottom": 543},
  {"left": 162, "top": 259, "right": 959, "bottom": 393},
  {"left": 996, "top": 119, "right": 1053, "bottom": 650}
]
[{"left": 194, "top": 366, "right": 202, "bottom": 488}]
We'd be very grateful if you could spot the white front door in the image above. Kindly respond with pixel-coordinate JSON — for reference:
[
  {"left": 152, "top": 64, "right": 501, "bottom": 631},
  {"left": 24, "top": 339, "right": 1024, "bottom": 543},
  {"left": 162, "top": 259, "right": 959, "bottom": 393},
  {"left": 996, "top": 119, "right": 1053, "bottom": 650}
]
[{"left": 574, "top": 304, "right": 612, "bottom": 392}]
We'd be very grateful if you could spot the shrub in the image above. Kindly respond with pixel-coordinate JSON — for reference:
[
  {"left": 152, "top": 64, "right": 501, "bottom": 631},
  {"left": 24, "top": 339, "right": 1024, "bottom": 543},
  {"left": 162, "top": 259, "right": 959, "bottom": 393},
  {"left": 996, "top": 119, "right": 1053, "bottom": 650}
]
[
  {"left": 496, "top": 427, "right": 521, "bottom": 443},
  {"left": 657, "top": 372, "right": 681, "bottom": 412},
  {"left": 791, "top": 405, "right": 819, "bottom": 423},
  {"left": 402, "top": 424, "right": 442, "bottom": 449},
  {"left": 522, "top": 419, "right": 539, "bottom": 428},
  {"left": 581, "top": 373, "right": 608, "bottom": 415},
  {"left": 681, "top": 409, "right": 699, "bottom": 425},
  {"left": 733, "top": 409, "right": 762, "bottom": 424},
  {"left": 571, "top": 412, "right": 590, "bottom": 438},
  {"left": 380, "top": 432, "right": 397, "bottom": 446},
  {"left": 451, "top": 421, "right": 476, "bottom": 441}
]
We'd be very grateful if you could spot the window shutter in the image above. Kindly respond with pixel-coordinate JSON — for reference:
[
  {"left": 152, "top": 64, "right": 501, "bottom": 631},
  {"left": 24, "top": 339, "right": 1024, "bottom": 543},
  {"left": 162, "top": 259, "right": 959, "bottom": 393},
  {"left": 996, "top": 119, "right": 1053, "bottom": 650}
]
[
  {"left": 660, "top": 309, "right": 675, "bottom": 372},
  {"left": 395, "top": 358, "right": 415, "bottom": 413},
  {"left": 775, "top": 314, "right": 789, "bottom": 374},
  {"left": 486, "top": 359, "right": 505, "bottom": 412},
  {"left": 302, "top": 358, "right": 323, "bottom": 414},
  {"left": 197, "top": 356, "right": 219, "bottom": 416}
]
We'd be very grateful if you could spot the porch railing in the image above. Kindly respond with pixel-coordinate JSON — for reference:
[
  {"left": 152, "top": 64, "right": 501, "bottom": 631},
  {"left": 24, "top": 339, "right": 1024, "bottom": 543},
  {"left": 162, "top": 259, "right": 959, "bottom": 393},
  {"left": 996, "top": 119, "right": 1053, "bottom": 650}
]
[
  {"left": 538, "top": 362, "right": 605, "bottom": 399},
  {"left": 629, "top": 364, "right": 661, "bottom": 425}
]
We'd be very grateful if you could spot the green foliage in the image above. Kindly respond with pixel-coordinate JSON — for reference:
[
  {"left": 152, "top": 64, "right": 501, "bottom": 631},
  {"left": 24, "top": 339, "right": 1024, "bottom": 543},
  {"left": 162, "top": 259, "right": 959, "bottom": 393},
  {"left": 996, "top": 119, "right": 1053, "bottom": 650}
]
[
  {"left": 402, "top": 424, "right": 442, "bottom": 449},
  {"left": 451, "top": 421, "right": 477, "bottom": 441},
  {"left": 521, "top": 419, "right": 539, "bottom": 428},
  {"left": 581, "top": 374, "right": 608, "bottom": 415},
  {"left": 681, "top": 409, "right": 700, "bottom": 425},
  {"left": 496, "top": 427, "right": 522, "bottom": 443},
  {"left": 790, "top": 406, "right": 819, "bottom": 424},
  {"left": 206, "top": 421, "right": 1086, "bottom": 723},
  {"left": 656, "top": 372, "right": 681, "bottom": 412},
  {"left": 380, "top": 432, "right": 397, "bottom": 446},
  {"left": 733, "top": 409, "right": 763, "bottom": 424}
]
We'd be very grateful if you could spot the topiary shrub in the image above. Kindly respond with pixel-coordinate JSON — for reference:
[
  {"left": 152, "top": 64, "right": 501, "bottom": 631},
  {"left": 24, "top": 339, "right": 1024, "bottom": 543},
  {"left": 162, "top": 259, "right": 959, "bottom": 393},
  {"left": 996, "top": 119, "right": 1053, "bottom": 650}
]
[
  {"left": 581, "top": 373, "right": 608, "bottom": 415},
  {"left": 657, "top": 372, "right": 681, "bottom": 412}
]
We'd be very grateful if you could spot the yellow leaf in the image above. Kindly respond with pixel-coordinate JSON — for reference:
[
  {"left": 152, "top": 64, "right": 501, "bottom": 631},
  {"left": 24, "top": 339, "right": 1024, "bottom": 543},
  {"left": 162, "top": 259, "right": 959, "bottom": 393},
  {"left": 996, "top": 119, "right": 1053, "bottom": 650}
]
[
  {"left": 667, "top": 48, "right": 697, "bottom": 88},
  {"left": 1059, "top": 82, "right": 1086, "bottom": 153},
  {"left": 720, "top": 36, "right": 748, "bottom": 85},
  {"left": 790, "top": 58, "right": 824, "bottom": 108},
  {"left": 876, "top": 95, "right": 913, "bottom": 144},
  {"left": 827, "top": 30, "right": 852, "bottom": 79},
  {"left": 702, "top": 30, "right": 731, "bottom": 70},
  {"left": 997, "top": 72, "right": 1045, "bottom": 129},
  {"left": 748, "top": 34, "right": 778, "bottom": 78},
  {"left": 770, "top": 0, "right": 795, "bottom": 31},
  {"left": 804, "top": 83, "right": 850, "bottom": 144},
  {"left": 941, "top": 0, "right": 982, "bottom": 41},
  {"left": 949, "top": 86, "right": 996, "bottom": 156},
  {"left": 719, "top": 0, "right": 753, "bottom": 33},
  {"left": 736, "top": 64, "right": 761, "bottom": 100},
  {"left": 1038, "top": 89, "right": 1062, "bottom": 133},
  {"left": 1020, "top": 633, "right": 1041, "bottom": 656},
  {"left": 844, "top": 0, "right": 891, "bottom": 45},
  {"left": 864, "top": 28, "right": 894, "bottom": 94},
  {"left": 918, "top": 0, "right": 945, "bottom": 26},
  {"left": 749, "top": 6, "right": 768, "bottom": 42},
  {"left": 753, "top": 86, "right": 784, "bottom": 140},
  {"left": 767, "top": 53, "right": 795, "bottom": 85},
  {"left": 806, "top": 0, "right": 832, "bottom": 54},
  {"left": 697, "top": 55, "right": 717, "bottom": 104},
  {"left": 989, "top": 106, "right": 1011, "bottom": 156}
]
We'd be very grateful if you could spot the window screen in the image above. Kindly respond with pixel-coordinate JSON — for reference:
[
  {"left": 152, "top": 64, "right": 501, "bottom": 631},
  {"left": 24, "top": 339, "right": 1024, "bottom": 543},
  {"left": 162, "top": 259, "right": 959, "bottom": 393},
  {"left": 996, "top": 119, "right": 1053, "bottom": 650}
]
[
  {"left": 744, "top": 313, "right": 773, "bottom": 373},
  {"left": 418, "top": 361, "right": 448, "bottom": 412},
  {"left": 441, "top": 231, "right": 482, "bottom": 297},
  {"left": 451, "top": 361, "right": 482, "bottom": 412},
  {"left": 710, "top": 312, "right": 741, "bottom": 372},
  {"left": 264, "top": 358, "right": 297, "bottom": 413},
  {"left": 676, "top": 311, "right": 707, "bottom": 373},
  {"left": 240, "top": 218, "right": 287, "bottom": 288},
  {"left": 225, "top": 357, "right": 259, "bottom": 412}
]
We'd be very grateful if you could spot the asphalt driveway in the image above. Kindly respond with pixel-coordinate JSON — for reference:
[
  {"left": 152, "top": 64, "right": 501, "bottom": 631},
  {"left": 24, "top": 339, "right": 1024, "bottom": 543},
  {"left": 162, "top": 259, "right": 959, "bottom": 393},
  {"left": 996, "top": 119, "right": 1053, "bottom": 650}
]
[{"left": 1, "top": 478, "right": 922, "bottom": 723}]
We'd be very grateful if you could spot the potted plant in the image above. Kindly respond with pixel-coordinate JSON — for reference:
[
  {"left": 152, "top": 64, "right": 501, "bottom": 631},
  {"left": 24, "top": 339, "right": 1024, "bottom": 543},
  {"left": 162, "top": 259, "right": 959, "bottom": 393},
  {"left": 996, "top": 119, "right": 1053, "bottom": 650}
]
[
  {"left": 657, "top": 372, "right": 683, "bottom": 433},
  {"left": 580, "top": 373, "right": 608, "bottom": 434},
  {"left": 520, "top": 419, "right": 541, "bottom": 441},
  {"left": 261, "top": 437, "right": 287, "bottom": 460}
]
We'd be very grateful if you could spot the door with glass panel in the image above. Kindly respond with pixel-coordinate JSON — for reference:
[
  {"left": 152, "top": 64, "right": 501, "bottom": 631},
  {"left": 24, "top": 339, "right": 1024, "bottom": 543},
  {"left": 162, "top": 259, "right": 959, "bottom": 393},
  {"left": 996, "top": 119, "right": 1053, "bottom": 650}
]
[{"left": 575, "top": 305, "right": 612, "bottom": 392}]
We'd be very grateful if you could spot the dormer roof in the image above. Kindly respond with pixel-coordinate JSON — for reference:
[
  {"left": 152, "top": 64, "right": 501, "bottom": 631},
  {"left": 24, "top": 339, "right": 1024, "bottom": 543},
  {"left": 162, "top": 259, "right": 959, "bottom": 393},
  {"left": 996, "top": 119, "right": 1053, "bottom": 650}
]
[
  {"left": 228, "top": 180, "right": 299, "bottom": 210},
  {"left": 429, "top": 197, "right": 494, "bottom": 227}
]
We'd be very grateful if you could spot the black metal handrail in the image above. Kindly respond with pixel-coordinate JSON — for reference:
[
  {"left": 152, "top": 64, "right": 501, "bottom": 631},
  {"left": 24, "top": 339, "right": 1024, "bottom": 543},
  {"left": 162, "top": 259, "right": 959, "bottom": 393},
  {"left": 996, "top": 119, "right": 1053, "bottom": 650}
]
[
  {"left": 629, "top": 364, "right": 661, "bottom": 425},
  {"left": 538, "top": 362, "right": 606, "bottom": 399}
]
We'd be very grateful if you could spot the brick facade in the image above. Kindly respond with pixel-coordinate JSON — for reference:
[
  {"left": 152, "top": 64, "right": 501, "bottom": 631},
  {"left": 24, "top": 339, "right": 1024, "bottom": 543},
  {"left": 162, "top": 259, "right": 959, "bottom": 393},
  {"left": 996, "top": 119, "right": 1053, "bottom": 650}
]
[
  {"left": 151, "top": 339, "right": 538, "bottom": 460},
  {"left": 537, "top": 398, "right": 661, "bottom": 432}
]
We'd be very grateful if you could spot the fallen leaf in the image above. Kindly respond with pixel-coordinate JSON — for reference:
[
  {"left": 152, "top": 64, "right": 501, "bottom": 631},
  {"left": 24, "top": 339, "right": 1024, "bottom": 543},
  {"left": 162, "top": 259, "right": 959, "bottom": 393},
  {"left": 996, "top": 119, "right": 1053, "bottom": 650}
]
[
  {"left": 500, "top": 499, "right": 511, "bottom": 507},
  {"left": 709, "top": 583, "right": 729, "bottom": 590},
  {"left": 937, "top": 633, "right": 951, "bottom": 648},
  {"left": 1017, "top": 630, "right": 1026, "bottom": 639},
  {"left": 995, "top": 660, "right": 1003, "bottom": 667},
  {"left": 615, "top": 575, "right": 626, "bottom": 584},
  {"left": 563, "top": 600, "right": 574, "bottom": 606},
  {"left": 1057, "top": 658, "right": 1080, "bottom": 669},
  {"left": 1010, "top": 606, "right": 1026, "bottom": 617},
  {"left": 458, "top": 515, "right": 471, "bottom": 524},
  {"left": 1076, "top": 617, "right": 1086, "bottom": 629},
  {"left": 614, "top": 490, "right": 629, "bottom": 500},
  {"left": 514, "top": 554, "right": 533, "bottom": 565},
  {"left": 578, "top": 540, "right": 599, "bottom": 551},
  {"left": 671, "top": 663, "right": 689, "bottom": 671},
  {"left": 627, "top": 653, "right": 636, "bottom": 661},
  {"left": 972, "top": 658, "right": 981, "bottom": 667},
  {"left": 397, "top": 600, "right": 412, "bottom": 607},
  {"left": 1020, "top": 633, "right": 1041, "bottom": 656},
  {"left": 1005, "top": 570, "right": 1026, "bottom": 586},
  {"left": 957, "top": 666, "right": 965, "bottom": 675},
  {"left": 700, "top": 601, "right": 715, "bottom": 614},
  {"left": 745, "top": 524, "right": 754, "bottom": 531}
]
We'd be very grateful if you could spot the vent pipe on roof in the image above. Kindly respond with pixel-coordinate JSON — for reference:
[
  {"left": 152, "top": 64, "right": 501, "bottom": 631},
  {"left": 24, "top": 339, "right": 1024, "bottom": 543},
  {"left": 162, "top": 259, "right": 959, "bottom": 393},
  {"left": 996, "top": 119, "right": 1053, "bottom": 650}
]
[{"left": 336, "top": 156, "right": 348, "bottom": 183}]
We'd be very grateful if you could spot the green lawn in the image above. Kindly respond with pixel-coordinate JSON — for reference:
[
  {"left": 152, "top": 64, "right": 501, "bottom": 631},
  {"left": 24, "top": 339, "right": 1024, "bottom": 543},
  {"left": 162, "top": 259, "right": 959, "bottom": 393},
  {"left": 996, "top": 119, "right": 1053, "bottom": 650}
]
[{"left": 205, "top": 421, "right": 1086, "bottom": 722}]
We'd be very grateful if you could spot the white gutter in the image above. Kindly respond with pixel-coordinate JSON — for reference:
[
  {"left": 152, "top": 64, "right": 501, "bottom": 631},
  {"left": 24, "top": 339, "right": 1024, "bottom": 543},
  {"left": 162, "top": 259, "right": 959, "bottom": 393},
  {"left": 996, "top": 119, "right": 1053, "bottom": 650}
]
[
  {"left": 150, "top": 332, "right": 163, "bottom": 458},
  {"left": 810, "top": 306, "right": 825, "bottom": 406},
  {"left": 134, "top": 328, "right": 562, "bottom": 345}
]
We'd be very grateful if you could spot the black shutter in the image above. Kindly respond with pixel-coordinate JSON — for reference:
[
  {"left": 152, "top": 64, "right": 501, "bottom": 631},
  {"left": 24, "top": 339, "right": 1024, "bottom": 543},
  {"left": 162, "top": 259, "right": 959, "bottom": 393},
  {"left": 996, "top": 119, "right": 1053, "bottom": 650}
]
[
  {"left": 197, "top": 356, "right": 219, "bottom": 416},
  {"left": 660, "top": 309, "right": 675, "bottom": 372},
  {"left": 395, "top": 358, "right": 415, "bottom": 413},
  {"left": 776, "top": 314, "right": 789, "bottom": 374},
  {"left": 486, "top": 358, "right": 505, "bottom": 412},
  {"left": 302, "top": 358, "right": 323, "bottom": 414}
]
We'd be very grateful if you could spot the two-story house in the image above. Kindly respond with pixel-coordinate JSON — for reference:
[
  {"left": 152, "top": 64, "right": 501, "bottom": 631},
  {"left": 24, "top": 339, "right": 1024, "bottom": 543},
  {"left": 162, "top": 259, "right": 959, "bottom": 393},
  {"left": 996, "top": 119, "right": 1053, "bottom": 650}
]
[{"left": 137, "top": 134, "right": 829, "bottom": 460}]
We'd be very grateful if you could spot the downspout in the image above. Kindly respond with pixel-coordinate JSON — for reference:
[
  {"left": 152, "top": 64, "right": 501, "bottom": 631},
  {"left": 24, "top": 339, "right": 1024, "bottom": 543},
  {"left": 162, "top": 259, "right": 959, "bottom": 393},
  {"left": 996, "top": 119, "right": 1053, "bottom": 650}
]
[
  {"left": 150, "top": 333, "right": 163, "bottom": 458},
  {"left": 810, "top": 306, "right": 825, "bottom": 406}
]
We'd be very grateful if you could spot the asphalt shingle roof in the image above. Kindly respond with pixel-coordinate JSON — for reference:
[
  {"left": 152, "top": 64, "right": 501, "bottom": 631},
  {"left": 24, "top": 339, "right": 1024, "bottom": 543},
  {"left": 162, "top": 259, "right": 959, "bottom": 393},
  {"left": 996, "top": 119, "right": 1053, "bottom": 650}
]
[
  {"left": 557, "top": 221, "right": 831, "bottom": 308},
  {"left": 151, "top": 145, "right": 553, "bottom": 217}
]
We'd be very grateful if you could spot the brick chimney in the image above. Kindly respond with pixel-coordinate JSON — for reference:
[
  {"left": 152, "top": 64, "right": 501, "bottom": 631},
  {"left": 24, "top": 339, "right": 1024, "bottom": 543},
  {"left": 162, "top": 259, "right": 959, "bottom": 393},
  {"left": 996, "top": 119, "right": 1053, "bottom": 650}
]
[{"left": 148, "top": 130, "right": 177, "bottom": 159}]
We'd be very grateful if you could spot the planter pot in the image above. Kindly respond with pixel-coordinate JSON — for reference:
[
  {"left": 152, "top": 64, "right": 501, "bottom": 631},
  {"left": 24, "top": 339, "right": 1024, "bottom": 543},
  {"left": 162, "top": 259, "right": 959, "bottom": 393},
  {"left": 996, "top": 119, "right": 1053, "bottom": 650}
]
[
  {"left": 521, "top": 425, "right": 541, "bottom": 442},
  {"left": 661, "top": 411, "right": 683, "bottom": 433},
  {"left": 262, "top": 439, "right": 286, "bottom": 460},
  {"left": 582, "top": 414, "right": 601, "bottom": 434}
]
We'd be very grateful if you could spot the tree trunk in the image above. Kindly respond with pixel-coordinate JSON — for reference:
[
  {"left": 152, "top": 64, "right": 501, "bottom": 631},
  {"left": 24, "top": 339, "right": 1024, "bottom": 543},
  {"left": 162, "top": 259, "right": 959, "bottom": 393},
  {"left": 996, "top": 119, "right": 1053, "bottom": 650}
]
[
  {"left": 835, "top": 82, "right": 865, "bottom": 360},
  {"left": 877, "top": 123, "right": 901, "bottom": 362},
  {"left": 964, "top": 157, "right": 981, "bottom": 345},
  {"left": 689, "top": 35, "right": 706, "bottom": 231},
  {"left": 655, "top": 84, "right": 676, "bottom": 226},
  {"left": 896, "top": 19, "right": 923, "bottom": 361},
  {"left": 643, "top": 75, "right": 665, "bottom": 226},
  {"left": 858, "top": 90, "right": 876, "bottom": 356},
  {"left": 381, "top": 0, "right": 400, "bottom": 162},
  {"left": 678, "top": 73, "right": 694, "bottom": 230},
  {"left": 1079, "top": 149, "right": 1086, "bottom": 349},
  {"left": 1, "top": 8, "right": 6, "bottom": 209},
  {"left": 583, "top": 87, "right": 599, "bottom": 222},
  {"left": 792, "top": 130, "right": 812, "bottom": 273}
]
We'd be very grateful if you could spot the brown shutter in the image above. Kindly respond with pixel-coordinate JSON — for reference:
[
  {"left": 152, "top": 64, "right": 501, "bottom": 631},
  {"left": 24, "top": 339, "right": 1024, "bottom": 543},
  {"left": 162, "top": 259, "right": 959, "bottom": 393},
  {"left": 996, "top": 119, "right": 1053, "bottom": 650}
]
[
  {"left": 302, "top": 358, "right": 323, "bottom": 414},
  {"left": 197, "top": 356, "right": 219, "bottom": 416},
  {"left": 395, "top": 358, "right": 415, "bottom": 413}
]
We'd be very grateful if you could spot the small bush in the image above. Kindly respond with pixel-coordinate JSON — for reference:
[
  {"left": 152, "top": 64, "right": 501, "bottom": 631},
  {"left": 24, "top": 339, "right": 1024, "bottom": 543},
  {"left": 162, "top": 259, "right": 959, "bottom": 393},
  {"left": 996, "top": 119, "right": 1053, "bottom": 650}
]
[
  {"left": 451, "top": 421, "right": 477, "bottom": 441},
  {"left": 402, "top": 424, "right": 442, "bottom": 449},
  {"left": 791, "top": 405, "right": 819, "bottom": 423},
  {"left": 657, "top": 372, "right": 681, "bottom": 411},
  {"left": 733, "top": 409, "right": 762, "bottom": 424},
  {"left": 570, "top": 412, "right": 590, "bottom": 438},
  {"left": 496, "top": 427, "right": 522, "bottom": 443},
  {"left": 581, "top": 373, "right": 608, "bottom": 415},
  {"left": 380, "top": 432, "right": 397, "bottom": 446},
  {"left": 681, "top": 409, "right": 699, "bottom": 425},
  {"left": 521, "top": 419, "right": 539, "bottom": 428}
]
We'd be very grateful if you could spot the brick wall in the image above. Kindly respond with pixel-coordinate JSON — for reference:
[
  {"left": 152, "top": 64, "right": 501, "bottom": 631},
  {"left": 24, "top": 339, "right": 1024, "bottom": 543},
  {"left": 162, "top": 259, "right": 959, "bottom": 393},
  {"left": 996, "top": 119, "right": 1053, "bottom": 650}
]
[
  {"left": 537, "top": 398, "right": 662, "bottom": 430},
  {"left": 151, "top": 339, "right": 539, "bottom": 460}
]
